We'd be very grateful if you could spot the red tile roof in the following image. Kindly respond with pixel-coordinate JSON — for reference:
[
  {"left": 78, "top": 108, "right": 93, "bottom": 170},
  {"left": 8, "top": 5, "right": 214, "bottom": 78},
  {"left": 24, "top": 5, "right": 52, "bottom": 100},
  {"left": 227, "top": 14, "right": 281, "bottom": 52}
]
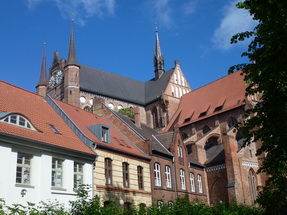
[
  {"left": 165, "top": 71, "right": 247, "bottom": 130},
  {"left": 54, "top": 99, "right": 149, "bottom": 159},
  {"left": 0, "top": 81, "right": 96, "bottom": 156}
]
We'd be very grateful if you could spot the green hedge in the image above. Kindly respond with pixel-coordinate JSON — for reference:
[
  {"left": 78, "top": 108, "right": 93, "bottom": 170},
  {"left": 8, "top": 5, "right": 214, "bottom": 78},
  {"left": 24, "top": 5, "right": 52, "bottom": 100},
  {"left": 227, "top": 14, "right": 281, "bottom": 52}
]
[{"left": 0, "top": 185, "right": 264, "bottom": 215}]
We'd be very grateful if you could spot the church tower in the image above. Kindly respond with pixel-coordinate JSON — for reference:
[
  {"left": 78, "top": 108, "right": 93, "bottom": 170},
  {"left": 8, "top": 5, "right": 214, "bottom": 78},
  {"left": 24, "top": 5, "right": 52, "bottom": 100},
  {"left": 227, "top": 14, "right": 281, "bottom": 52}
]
[
  {"left": 36, "top": 43, "right": 47, "bottom": 97},
  {"left": 64, "top": 20, "right": 80, "bottom": 107},
  {"left": 154, "top": 27, "right": 165, "bottom": 80}
]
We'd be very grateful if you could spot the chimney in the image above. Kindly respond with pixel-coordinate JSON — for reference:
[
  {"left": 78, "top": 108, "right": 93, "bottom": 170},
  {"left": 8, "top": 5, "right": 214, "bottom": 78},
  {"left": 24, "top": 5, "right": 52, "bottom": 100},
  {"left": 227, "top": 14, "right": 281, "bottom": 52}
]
[
  {"left": 92, "top": 98, "right": 105, "bottom": 116},
  {"left": 134, "top": 107, "right": 141, "bottom": 127}
]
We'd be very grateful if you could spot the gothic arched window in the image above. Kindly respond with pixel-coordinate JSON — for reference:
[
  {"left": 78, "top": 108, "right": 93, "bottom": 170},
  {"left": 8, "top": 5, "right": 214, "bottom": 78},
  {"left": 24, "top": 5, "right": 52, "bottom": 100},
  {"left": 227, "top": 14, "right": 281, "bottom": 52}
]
[
  {"left": 205, "top": 136, "right": 218, "bottom": 150},
  {"left": 203, "top": 125, "right": 211, "bottom": 134},
  {"left": 248, "top": 169, "right": 257, "bottom": 203},
  {"left": 152, "top": 107, "right": 159, "bottom": 128},
  {"left": 227, "top": 116, "right": 237, "bottom": 129}
]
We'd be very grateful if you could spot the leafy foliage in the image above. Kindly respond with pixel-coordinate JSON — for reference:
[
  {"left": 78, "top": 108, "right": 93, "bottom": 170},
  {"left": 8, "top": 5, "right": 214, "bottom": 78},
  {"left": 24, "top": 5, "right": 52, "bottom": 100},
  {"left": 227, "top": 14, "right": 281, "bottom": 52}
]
[
  {"left": 229, "top": 0, "right": 287, "bottom": 213},
  {"left": 118, "top": 108, "right": 134, "bottom": 119}
]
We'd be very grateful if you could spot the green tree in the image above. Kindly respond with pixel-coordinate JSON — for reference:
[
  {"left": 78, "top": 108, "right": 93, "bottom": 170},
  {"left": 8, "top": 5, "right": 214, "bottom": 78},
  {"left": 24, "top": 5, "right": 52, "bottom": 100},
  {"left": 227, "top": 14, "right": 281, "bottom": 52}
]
[
  {"left": 118, "top": 108, "right": 134, "bottom": 119},
  {"left": 229, "top": 1, "right": 287, "bottom": 213}
]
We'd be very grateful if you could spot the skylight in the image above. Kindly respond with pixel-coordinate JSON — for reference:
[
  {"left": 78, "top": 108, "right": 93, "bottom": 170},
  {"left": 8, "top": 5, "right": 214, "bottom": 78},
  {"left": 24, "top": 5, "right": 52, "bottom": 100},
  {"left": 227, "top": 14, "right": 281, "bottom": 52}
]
[
  {"left": 50, "top": 124, "right": 61, "bottom": 134},
  {"left": 0, "top": 114, "right": 36, "bottom": 131}
]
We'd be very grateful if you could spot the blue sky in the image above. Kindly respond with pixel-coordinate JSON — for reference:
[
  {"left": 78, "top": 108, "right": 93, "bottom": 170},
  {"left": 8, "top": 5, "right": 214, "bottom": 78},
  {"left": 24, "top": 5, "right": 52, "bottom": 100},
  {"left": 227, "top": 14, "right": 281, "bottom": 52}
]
[{"left": 0, "top": 0, "right": 256, "bottom": 93}]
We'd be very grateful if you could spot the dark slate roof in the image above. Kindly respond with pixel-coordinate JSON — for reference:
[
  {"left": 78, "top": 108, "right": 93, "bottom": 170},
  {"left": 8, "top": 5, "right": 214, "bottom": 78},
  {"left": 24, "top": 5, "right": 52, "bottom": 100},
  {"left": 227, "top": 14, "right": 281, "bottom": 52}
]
[
  {"left": 188, "top": 154, "right": 205, "bottom": 168},
  {"left": 110, "top": 110, "right": 173, "bottom": 157},
  {"left": 79, "top": 64, "right": 174, "bottom": 105},
  {"left": 154, "top": 131, "right": 174, "bottom": 149},
  {"left": 205, "top": 144, "right": 225, "bottom": 166}
]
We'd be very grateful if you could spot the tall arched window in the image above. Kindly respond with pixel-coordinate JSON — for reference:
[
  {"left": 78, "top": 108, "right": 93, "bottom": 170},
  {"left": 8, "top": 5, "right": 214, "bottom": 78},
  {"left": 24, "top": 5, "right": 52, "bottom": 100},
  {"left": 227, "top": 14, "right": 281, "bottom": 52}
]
[
  {"left": 154, "top": 163, "right": 161, "bottom": 186},
  {"left": 152, "top": 107, "right": 159, "bottom": 128},
  {"left": 205, "top": 136, "right": 218, "bottom": 150},
  {"left": 179, "top": 169, "right": 186, "bottom": 190},
  {"left": 248, "top": 169, "right": 257, "bottom": 203},
  {"left": 165, "top": 165, "right": 172, "bottom": 188},
  {"left": 190, "top": 172, "right": 195, "bottom": 192},
  {"left": 105, "top": 158, "right": 112, "bottom": 185},
  {"left": 198, "top": 174, "right": 203, "bottom": 193}
]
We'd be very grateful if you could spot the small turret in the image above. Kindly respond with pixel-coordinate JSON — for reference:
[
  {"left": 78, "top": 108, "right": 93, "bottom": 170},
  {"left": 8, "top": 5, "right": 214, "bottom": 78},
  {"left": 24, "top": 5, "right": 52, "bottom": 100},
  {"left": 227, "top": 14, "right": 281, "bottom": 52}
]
[
  {"left": 154, "top": 26, "right": 165, "bottom": 80},
  {"left": 36, "top": 43, "right": 47, "bottom": 97}
]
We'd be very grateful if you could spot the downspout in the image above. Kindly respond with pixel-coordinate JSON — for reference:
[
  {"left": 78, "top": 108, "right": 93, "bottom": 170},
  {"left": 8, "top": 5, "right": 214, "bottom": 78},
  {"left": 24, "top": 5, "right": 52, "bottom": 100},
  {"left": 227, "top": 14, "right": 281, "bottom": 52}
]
[{"left": 172, "top": 157, "right": 178, "bottom": 199}]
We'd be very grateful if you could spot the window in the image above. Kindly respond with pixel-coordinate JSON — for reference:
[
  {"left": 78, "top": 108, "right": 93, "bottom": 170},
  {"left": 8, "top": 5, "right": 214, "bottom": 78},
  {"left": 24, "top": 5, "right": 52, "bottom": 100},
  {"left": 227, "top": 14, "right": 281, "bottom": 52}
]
[
  {"left": 101, "top": 127, "right": 109, "bottom": 142},
  {"left": 190, "top": 173, "right": 195, "bottom": 192},
  {"left": 50, "top": 124, "right": 61, "bottom": 134},
  {"left": 108, "top": 103, "right": 114, "bottom": 109},
  {"left": 178, "top": 146, "right": 183, "bottom": 158},
  {"left": 152, "top": 107, "right": 159, "bottom": 128},
  {"left": 137, "top": 166, "right": 144, "bottom": 190},
  {"left": 248, "top": 169, "right": 257, "bottom": 202},
  {"left": 1, "top": 114, "right": 36, "bottom": 130},
  {"left": 180, "top": 169, "right": 186, "bottom": 190},
  {"left": 117, "top": 105, "right": 123, "bottom": 110},
  {"left": 74, "top": 162, "right": 84, "bottom": 188},
  {"left": 105, "top": 158, "right": 112, "bottom": 185},
  {"left": 122, "top": 162, "right": 129, "bottom": 187},
  {"left": 205, "top": 136, "right": 218, "bottom": 150},
  {"left": 198, "top": 174, "right": 203, "bottom": 193},
  {"left": 168, "top": 201, "right": 174, "bottom": 208},
  {"left": 51, "top": 158, "right": 63, "bottom": 187},
  {"left": 16, "top": 153, "right": 32, "bottom": 185},
  {"left": 165, "top": 165, "right": 172, "bottom": 188},
  {"left": 154, "top": 163, "right": 161, "bottom": 186},
  {"left": 80, "top": 96, "right": 86, "bottom": 103},
  {"left": 171, "top": 85, "right": 175, "bottom": 96},
  {"left": 157, "top": 200, "right": 163, "bottom": 208}
]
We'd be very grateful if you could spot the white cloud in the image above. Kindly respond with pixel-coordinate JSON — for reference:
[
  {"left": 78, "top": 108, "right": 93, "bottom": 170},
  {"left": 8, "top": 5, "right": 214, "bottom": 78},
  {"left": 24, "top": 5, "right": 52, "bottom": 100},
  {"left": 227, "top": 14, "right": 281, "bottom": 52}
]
[
  {"left": 26, "top": 0, "right": 116, "bottom": 26},
  {"left": 151, "top": 0, "right": 173, "bottom": 28},
  {"left": 212, "top": 1, "right": 257, "bottom": 51},
  {"left": 182, "top": 1, "right": 196, "bottom": 16}
]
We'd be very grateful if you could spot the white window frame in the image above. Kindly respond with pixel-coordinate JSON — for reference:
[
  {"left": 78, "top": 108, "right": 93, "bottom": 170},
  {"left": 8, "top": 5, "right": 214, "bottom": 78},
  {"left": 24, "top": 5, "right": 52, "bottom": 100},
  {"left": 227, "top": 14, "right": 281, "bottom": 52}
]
[
  {"left": 1, "top": 114, "right": 36, "bottom": 130},
  {"left": 178, "top": 146, "right": 183, "bottom": 158},
  {"left": 190, "top": 172, "right": 195, "bottom": 192},
  {"left": 154, "top": 163, "right": 161, "bottom": 187},
  {"left": 51, "top": 158, "right": 63, "bottom": 188},
  {"left": 165, "top": 165, "right": 172, "bottom": 188},
  {"left": 180, "top": 169, "right": 186, "bottom": 190},
  {"left": 198, "top": 174, "right": 203, "bottom": 193},
  {"left": 74, "top": 162, "right": 84, "bottom": 188},
  {"left": 16, "top": 152, "right": 32, "bottom": 185}
]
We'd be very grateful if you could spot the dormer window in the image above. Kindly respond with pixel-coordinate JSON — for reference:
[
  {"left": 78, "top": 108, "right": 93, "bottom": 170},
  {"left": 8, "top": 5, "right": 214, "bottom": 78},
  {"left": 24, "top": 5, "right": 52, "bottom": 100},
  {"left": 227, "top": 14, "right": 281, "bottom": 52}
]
[
  {"left": 101, "top": 127, "right": 109, "bottom": 142},
  {"left": 0, "top": 113, "right": 36, "bottom": 131},
  {"left": 87, "top": 124, "right": 110, "bottom": 144}
]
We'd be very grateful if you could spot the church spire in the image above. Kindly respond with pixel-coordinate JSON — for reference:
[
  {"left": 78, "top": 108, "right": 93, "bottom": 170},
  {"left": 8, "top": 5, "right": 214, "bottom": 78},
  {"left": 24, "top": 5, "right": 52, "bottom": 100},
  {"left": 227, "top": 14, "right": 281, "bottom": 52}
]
[
  {"left": 154, "top": 26, "right": 165, "bottom": 80},
  {"left": 37, "top": 43, "right": 47, "bottom": 87},
  {"left": 66, "top": 19, "right": 79, "bottom": 66},
  {"left": 36, "top": 43, "right": 47, "bottom": 97}
]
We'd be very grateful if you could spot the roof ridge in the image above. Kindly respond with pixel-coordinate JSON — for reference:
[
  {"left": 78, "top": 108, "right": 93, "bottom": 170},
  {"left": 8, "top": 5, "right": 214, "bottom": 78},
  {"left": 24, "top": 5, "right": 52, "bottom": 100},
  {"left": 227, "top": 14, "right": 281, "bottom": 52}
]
[
  {"left": 184, "top": 70, "right": 243, "bottom": 96},
  {"left": 0, "top": 81, "right": 43, "bottom": 98}
]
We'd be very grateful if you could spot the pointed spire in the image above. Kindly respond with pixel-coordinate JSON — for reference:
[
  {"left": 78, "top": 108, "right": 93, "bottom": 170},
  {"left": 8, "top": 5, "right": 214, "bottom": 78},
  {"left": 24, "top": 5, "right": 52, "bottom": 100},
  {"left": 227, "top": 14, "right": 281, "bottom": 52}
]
[
  {"left": 66, "top": 19, "right": 79, "bottom": 66},
  {"left": 154, "top": 25, "right": 164, "bottom": 80},
  {"left": 36, "top": 42, "right": 47, "bottom": 87}
]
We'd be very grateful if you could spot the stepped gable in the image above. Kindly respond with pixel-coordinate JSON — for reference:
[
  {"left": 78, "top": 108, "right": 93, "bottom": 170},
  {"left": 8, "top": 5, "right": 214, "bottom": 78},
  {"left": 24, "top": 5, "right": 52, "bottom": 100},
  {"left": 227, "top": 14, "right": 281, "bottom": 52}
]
[
  {"left": 166, "top": 71, "right": 246, "bottom": 130},
  {"left": 0, "top": 81, "right": 95, "bottom": 156},
  {"left": 54, "top": 99, "right": 150, "bottom": 159}
]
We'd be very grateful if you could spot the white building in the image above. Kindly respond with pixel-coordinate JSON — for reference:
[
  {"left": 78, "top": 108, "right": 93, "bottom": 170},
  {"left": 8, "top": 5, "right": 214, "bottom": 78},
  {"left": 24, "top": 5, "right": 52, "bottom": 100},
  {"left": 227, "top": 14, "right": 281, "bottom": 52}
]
[{"left": 0, "top": 81, "right": 97, "bottom": 207}]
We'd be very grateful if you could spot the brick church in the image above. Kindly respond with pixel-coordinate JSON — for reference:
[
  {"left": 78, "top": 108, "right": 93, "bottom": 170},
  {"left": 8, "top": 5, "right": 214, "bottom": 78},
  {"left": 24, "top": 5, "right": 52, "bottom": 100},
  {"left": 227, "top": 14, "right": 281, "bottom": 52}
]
[{"left": 34, "top": 23, "right": 266, "bottom": 206}]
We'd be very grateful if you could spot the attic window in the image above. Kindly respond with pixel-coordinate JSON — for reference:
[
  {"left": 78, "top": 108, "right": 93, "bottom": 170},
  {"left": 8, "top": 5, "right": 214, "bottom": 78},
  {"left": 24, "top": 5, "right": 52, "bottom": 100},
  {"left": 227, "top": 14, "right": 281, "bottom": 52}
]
[
  {"left": 0, "top": 114, "right": 36, "bottom": 131},
  {"left": 87, "top": 124, "right": 111, "bottom": 144},
  {"left": 214, "top": 98, "right": 226, "bottom": 112},
  {"left": 199, "top": 111, "right": 207, "bottom": 118},
  {"left": 50, "top": 124, "right": 61, "bottom": 134},
  {"left": 199, "top": 106, "right": 210, "bottom": 118},
  {"left": 183, "top": 112, "right": 194, "bottom": 123}
]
